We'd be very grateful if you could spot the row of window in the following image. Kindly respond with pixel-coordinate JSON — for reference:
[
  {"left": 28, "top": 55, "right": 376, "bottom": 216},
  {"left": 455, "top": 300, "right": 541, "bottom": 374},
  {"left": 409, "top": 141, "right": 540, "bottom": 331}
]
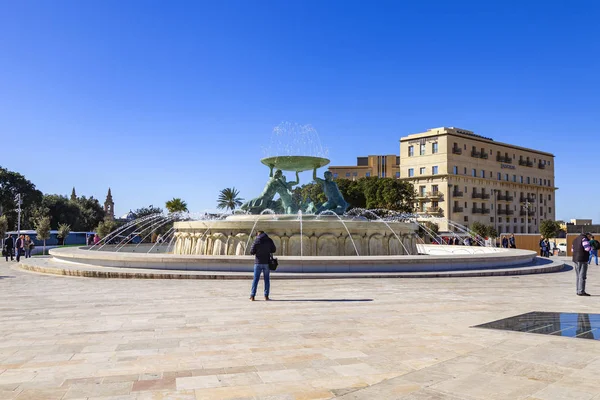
[
  {"left": 408, "top": 143, "right": 438, "bottom": 157},
  {"left": 451, "top": 142, "right": 552, "bottom": 167},
  {"left": 408, "top": 166, "right": 438, "bottom": 177},
  {"left": 451, "top": 166, "right": 553, "bottom": 187},
  {"left": 333, "top": 171, "right": 402, "bottom": 179},
  {"left": 451, "top": 201, "right": 552, "bottom": 214}
]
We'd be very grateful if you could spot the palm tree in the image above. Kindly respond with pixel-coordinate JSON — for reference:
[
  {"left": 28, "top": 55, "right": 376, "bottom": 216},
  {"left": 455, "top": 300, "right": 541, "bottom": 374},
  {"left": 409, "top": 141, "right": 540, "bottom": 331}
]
[
  {"left": 217, "top": 187, "right": 243, "bottom": 212},
  {"left": 165, "top": 198, "right": 188, "bottom": 214}
]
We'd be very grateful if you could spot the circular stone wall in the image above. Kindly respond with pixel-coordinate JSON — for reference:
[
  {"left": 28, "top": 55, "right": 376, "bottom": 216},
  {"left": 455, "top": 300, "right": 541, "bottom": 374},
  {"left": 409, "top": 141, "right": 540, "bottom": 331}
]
[{"left": 172, "top": 216, "right": 418, "bottom": 257}]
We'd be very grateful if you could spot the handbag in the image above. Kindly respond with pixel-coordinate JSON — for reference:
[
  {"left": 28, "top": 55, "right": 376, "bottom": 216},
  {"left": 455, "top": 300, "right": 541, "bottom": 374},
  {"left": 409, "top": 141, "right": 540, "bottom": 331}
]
[{"left": 268, "top": 254, "right": 278, "bottom": 271}]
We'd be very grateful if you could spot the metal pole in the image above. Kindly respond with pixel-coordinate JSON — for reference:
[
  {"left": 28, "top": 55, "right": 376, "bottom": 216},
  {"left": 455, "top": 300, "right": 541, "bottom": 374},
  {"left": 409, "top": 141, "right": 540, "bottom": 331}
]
[
  {"left": 16, "top": 193, "right": 22, "bottom": 237},
  {"left": 525, "top": 199, "right": 529, "bottom": 234}
]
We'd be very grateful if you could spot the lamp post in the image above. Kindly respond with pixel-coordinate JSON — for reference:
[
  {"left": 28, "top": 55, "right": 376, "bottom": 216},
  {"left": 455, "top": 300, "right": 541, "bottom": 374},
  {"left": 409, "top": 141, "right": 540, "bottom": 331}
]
[
  {"left": 523, "top": 199, "right": 531, "bottom": 234},
  {"left": 15, "top": 193, "right": 22, "bottom": 237},
  {"left": 448, "top": 183, "right": 453, "bottom": 232}
]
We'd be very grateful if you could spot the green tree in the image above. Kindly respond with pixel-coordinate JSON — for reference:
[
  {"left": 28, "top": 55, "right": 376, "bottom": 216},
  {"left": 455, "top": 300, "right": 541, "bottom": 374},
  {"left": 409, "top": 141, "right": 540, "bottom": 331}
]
[
  {"left": 217, "top": 188, "right": 244, "bottom": 212},
  {"left": 487, "top": 226, "right": 499, "bottom": 239},
  {"left": 470, "top": 221, "right": 489, "bottom": 238},
  {"left": 418, "top": 221, "right": 439, "bottom": 240},
  {"left": 75, "top": 196, "right": 106, "bottom": 231},
  {"left": 165, "top": 198, "right": 189, "bottom": 213},
  {"left": 57, "top": 223, "right": 71, "bottom": 245},
  {"left": 35, "top": 216, "right": 51, "bottom": 255},
  {"left": 540, "top": 219, "right": 561, "bottom": 239},
  {"left": 0, "top": 215, "right": 8, "bottom": 247},
  {"left": 95, "top": 219, "right": 117, "bottom": 239},
  {"left": 0, "top": 166, "right": 43, "bottom": 230},
  {"left": 134, "top": 205, "right": 163, "bottom": 218}
]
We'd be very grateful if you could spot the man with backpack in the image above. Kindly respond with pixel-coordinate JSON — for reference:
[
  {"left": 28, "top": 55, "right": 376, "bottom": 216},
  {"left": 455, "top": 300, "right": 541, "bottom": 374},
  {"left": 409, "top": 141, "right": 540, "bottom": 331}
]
[
  {"left": 589, "top": 235, "right": 600, "bottom": 266},
  {"left": 249, "top": 230, "right": 276, "bottom": 301},
  {"left": 572, "top": 232, "right": 592, "bottom": 296}
]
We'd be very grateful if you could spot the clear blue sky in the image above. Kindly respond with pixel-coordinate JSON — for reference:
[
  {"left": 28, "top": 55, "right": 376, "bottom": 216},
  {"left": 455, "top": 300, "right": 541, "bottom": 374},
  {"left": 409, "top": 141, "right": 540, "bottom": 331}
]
[{"left": 1, "top": 1, "right": 598, "bottom": 221}]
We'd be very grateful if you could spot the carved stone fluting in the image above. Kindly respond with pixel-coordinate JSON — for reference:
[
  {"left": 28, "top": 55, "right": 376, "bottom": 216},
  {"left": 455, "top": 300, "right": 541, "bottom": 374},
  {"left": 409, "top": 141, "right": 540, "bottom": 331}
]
[{"left": 172, "top": 218, "right": 418, "bottom": 257}]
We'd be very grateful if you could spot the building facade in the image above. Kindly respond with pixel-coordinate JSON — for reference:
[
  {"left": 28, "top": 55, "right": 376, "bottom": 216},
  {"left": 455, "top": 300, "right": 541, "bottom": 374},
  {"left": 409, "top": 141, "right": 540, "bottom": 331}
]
[
  {"left": 328, "top": 155, "right": 400, "bottom": 180},
  {"left": 400, "top": 127, "right": 556, "bottom": 233}
]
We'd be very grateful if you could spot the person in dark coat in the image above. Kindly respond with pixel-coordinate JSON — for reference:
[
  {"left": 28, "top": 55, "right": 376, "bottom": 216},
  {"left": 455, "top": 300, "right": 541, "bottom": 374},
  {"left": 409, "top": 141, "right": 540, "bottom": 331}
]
[
  {"left": 15, "top": 235, "right": 24, "bottom": 262},
  {"left": 249, "top": 231, "right": 276, "bottom": 301},
  {"left": 4, "top": 235, "right": 14, "bottom": 261},
  {"left": 572, "top": 232, "right": 592, "bottom": 296},
  {"left": 501, "top": 236, "right": 509, "bottom": 248}
]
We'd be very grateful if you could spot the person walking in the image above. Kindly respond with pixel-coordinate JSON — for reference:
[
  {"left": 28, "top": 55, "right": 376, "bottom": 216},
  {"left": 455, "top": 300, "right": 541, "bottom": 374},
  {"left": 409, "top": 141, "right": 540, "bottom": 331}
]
[
  {"left": 249, "top": 230, "right": 276, "bottom": 301},
  {"left": 509, "top": 234, "right": 516, "bottom": 249},
  {"left": 15, "top": 235, "right": 24, "bottom": 262},
  {"left": 24, "top": 235, "right": 33, "bottom": 258},
  {"left": 589, "top": 235, "right": 599, "bottom": 265},
  {"left": 572, "top": 232, "right": 592, "bottom": 296},
  {"left": 4, "top": 235, "right": 14, "bottom": 261},
  {"left": 501, "top": 236, "right": 509, "bottom": 248}
]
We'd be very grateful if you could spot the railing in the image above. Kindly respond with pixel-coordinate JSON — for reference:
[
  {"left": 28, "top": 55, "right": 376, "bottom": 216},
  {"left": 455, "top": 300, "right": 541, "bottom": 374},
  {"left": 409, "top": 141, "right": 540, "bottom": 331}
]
[
  {"left": 452, "top": 147, "right": 462, "bottom": 155},
  {"left": 519, "top": 197, "right": 535, "bottom": 203},
  {"left": 520, "top": 210, "right": 528, "bottom": 216},
  {"left": 426, "top": 207, "right": 442, "bottom": 214},
  {"left": 480, "top": 152, "right": 489, "bottom": 159},
  {"left": 471, "top": 192, "right": 483, "bottom": 199},
  {"left": 416, "top": 192, "right": 428, "bottom": 198},
  {"left": 497, "top": 194, "right": 514, "bottom": 201},
  {"left": 481, "top": 208, "right": 491, "bottom": 214},
  {"left": 452, "top": 190, "right": 463, "bottom": 197},
  {"left": 453, "top": 206, "right": 464, "bottom": 213},
  {"left": 471, "top": 207, "right": 482, "bottom": 214},
  {"left": 481, "top": 193, "right": 490, "bottom": 200},
  {"left": 498, "top": 209, "right": 514, "bottom": 215},
  {"left": 427, "top": 191, "right": 442, "bottom": 198},
  {"left": 471, "top": 150, "right": 481, "bottom": 158},
  {"left": 519, "top": 159, "right": 533, "bottom": 167},
  {"left": 497, "top": 155, "right": 512, "bottom": 163},
  {"left": 538, "top": 163, "right": 546, "bottom": 169}
]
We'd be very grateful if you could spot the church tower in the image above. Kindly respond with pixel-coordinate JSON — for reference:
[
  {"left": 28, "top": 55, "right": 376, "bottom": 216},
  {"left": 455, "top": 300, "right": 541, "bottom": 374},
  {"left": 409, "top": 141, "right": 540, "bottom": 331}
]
[
  {"left": 70, "top": 187, "right": 77, "bottom": 201},
  {"left": 104, "top": 188, "right": 115, "bottom": 220}
]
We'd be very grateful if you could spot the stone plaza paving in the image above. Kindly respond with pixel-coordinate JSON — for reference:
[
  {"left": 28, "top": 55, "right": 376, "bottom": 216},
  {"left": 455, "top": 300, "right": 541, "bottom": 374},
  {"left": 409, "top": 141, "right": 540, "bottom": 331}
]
[{"left": 1, "top": 258, "right": 599, "bottom": 400}]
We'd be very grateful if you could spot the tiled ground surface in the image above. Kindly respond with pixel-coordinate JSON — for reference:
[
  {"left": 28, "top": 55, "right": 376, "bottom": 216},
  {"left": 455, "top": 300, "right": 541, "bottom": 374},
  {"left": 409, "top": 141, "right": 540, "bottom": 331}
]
[{"left": 0, "top": 257, "right": 599, "bottom": 400}]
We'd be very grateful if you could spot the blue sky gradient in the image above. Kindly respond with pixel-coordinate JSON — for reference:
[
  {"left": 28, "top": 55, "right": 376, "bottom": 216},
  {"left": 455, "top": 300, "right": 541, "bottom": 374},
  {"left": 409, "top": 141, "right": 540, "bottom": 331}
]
[{"left": 1, "top": 1, "right": 598, "bottom": 220}]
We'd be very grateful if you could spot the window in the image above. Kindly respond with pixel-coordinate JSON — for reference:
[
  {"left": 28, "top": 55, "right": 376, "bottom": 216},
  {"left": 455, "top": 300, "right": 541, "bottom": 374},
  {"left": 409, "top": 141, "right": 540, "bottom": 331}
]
[
  {"left": 505, "top": 174, "right": 509, "bottom": 181},
  {"left": 333, "top": 173, "right": 338, "bottom": 179},
  {"left": 352, "top": 172, "right": 357, "bottom": 176},
  {"left": 512, "top": 175, "right": 516, "bottom": 182},
  {"left": 432, "top": 166, "right": 439, "bottom": 175},
  {"left": 481, "top": 170, "right": 485, "bottom": 178},
  {"left": 419, "top": 186, "right": 426, "bottom": 196},
  {"left": 408, "top": 146, "right": 414, "bottom": 157},
  {"left": 432, "top": 185, "right": 439, "bottom": 193},
  {"left": 520, "top": 176, "right": 523, "bottom": 183},
  {"left": 549, "top": 207, "right": 552, "bottom": 213},
  {"left": 527, "top": 177, "right": 531, "bottom": 184},
  {"left": 345, "top": 172, "right": 350, "bottom": 177},
  {"left": 497, "top": 172, "right": 501, "bottom": 180},
  {"left": 472, "top": 169, "right": 476, "bottom": 177},
  {"left": 464, "top": 167, "right": 467, "bottom": 174},
  {"left": 432, "top": 143, "right": 438, "bottom": 154},
  {"left": 420, "top": 144, "right": 426, "bottom": 155},
  {"left": 395, "top": 172, "right": 400, "bottom": 178},
  {"left": 464, "top": 216, "right": 468, "bottom": 222},
  {"left": 420, "top": 167, "right": 426, "bottom": 175},
  {"left": 548, "top": 194, "right": 552, "bottom": 200},
  {"left": 381, "top": 172, "right": 385, "bottom": 177},
  {"left": 366, "top": 172, "right": 371, "bottom": 177},
  {"left": 453, "top": 166, "right": 458, "bottom": 174},
  {"left": 408, "top": 169, "right": 414, "bottom": 177}
]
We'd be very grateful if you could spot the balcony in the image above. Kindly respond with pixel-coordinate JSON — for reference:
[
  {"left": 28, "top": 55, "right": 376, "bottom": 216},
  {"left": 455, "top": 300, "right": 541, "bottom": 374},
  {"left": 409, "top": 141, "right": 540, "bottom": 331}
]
[
  {"left": 520, "top": 210, "right": 529, "bottom": 216},
  {"left": 480, "top": 152, "right": 489, "bottom": 159},
  {"left": 519, "top": 159, "right": 534, "bottom": 167},
  {"left": 471, "top": 207, "right": 482, "bottom": 214},
  {"left": 471, "top": 192, "right": 483, "bottom": 199},
  {"left": 452, "top": 206, "right": 464, "bottom": 213},
  {"left": 498, "top": 209, "right": 514, "bottom": 215},
  {"left": 538, "top": 162, "right": 546, "bottom": 169},
  {"left": 471, "top": 150, "right": 481, "bottom": 158},
  {"left": 519, "top": 196, "right": 535, "bottom": 203},
  {"left": 416, "top": 192, "right": 428, "bottom": 200},
  {"left": 427, "top": 191, "right": 443, "bottom": 199},
  {"left": 481, "top": 193, "right": 490, "bottom": 200},
  {"left": 497, "top": 194, "right": 514, "bottom": 202},
  {"left": 452, "top": 190, "right": 464, "bottom": 198},
  {"left": 426, "top": 207, "right": 443, "bottom": 215},
  {"left": 496, "top": 155, "right": 512, "bottom": 163},
  {"left": 481, "top": 208, "right": 491, "bottom": 214},
  {"left": 452, "top": 147, "right": 462, "bottom": 155}
]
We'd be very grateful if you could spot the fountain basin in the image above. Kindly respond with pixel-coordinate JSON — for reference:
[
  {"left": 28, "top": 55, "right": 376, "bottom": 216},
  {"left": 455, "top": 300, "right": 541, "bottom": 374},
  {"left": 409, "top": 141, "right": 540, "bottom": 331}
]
[
  {"left": 260, "top": 156, "right": 330, "bottom": 172},
  {"left": 172, "top": 218, "right": 418, "bottom": 256}
]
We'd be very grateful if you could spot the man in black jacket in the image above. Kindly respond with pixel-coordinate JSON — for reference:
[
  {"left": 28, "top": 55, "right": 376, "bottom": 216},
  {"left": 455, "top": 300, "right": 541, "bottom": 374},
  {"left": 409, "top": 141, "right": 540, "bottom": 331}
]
[
  {"left": 572, "top": 232, "right": 592, "bottom": 296},
  {"left": 249, "top": 231, "right": 276, "bottom": 301},
  {"left": 4, "top": 235, "right": 14, "bottom": 262}
]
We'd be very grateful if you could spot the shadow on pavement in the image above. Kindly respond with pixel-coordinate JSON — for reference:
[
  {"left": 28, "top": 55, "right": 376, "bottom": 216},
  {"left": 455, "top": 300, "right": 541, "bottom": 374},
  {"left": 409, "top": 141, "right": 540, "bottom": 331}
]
[{"left": 270, "top": 299, "right": 373, "bottom": 302}]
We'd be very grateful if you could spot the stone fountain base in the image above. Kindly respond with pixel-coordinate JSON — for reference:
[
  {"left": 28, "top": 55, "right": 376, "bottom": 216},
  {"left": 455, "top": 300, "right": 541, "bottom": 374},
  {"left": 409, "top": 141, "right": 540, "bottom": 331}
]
[{"left": 172, "top": 216, "right": 419, "bottom": 256}]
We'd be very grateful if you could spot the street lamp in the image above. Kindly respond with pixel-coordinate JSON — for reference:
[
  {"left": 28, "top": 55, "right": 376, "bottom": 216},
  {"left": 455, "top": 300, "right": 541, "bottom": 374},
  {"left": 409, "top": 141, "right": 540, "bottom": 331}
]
[
  {"left": 15, "top": 193, "right": 22, "bottom": 236},
  {"left": 448, "top": 183, "right": 453, "bottom": 232},
  {"left": 523, "top": 199, "right": 531, "bottom": 234}
]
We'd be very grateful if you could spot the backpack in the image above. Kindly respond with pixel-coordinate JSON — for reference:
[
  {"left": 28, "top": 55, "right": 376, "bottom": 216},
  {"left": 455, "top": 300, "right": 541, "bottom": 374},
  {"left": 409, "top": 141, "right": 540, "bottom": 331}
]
[{"left": 592, "top": 240, "right": 600, "bottom": 250}]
